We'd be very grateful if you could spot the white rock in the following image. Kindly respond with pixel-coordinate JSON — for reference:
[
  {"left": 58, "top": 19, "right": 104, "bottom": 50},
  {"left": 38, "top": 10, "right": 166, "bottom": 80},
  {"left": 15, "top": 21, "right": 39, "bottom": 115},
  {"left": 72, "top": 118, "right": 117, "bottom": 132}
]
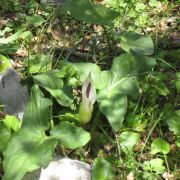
[{"left": 39, "top": 158, "right": 91, "bottom": 180}]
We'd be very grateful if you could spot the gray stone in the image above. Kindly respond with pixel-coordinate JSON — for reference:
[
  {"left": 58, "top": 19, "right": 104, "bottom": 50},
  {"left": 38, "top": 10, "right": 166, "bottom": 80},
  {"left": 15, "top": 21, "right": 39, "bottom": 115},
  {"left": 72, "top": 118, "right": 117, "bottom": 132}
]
[
  {"left": 39, "top": 158, "right": 91, "bottom": 180},
  {"left": 0, "top": 68, "right": 28, "bottom": 119}
]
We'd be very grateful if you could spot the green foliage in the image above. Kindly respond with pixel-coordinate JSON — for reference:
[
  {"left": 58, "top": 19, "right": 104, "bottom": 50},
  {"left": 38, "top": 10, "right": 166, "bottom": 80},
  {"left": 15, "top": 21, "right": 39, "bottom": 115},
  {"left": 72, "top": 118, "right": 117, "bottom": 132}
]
[
  {"left": 151, "top": 138, "right": 170, "bottom": 155},
  {"left": 3, "top": 85, "right": 90, "bottom": 180},
  {"left": 92, "top": 157, "right": 114, "bottom": 180},
  {"left": 166, "top": 110, "right": 180, "bottom": 136},
  {"left": 143, "top": 158, "right": 165, "bottom": 174},
  {"left": 3, "top": 115, "right": 21, "bottom": 132},
  {"left": 0, "top": 123, "right": 11, "bottom": 153},
  {"left": 119, "top": 31, "right": 154, "bottom": 55},
  {"left": 97, "top": 52, "right": 156, "bottom": 131},
  {"left": 0, "top": 54, "right": 11, "bottom": 72},
  {"left": 26, "top": 15, "right": 45, "bottom": 26},
  {"left": 60, "top": 0, "right": 118, "bottom": 26},
  {"left": 27, "top": 54, "right": 52, "bottom": 73},
  {"left": 0, "top": 28, "right": 24, "bottom": 44},
  {"left": 175, "top": 72, "right": 180, "bottom": 92},
  {"left": 33, "top": 72, "right": 73, "bottom": 107},
  {"left": 50, "top": 121, "right": 90, "bottom": 149},
  {"left": 0, "top": 0, "right": 179, "bottom": 178},
  {"left": 119, "top": 131, "right": 140, "bottom": 151}
]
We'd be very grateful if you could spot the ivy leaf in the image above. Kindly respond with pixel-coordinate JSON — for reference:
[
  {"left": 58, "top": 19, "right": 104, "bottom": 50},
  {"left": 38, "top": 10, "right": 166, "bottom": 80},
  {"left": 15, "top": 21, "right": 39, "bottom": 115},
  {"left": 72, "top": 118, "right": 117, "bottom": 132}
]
[
  {"left": 33, "top": 71, "right": 73, "bottom": 107},
  {"left": 120, "top": 31, "right": 154, "bottom": 55},
  {"left": 92, "top": 158, "right": 114, "bottom": 180},
  {"left": 60, "top": 0, "right": 118, "bottom": 26},
  {"left": 151, "top": 138, "right": 170, "bottom": 155},
  {"left": 119, "top": 131, "right": 140, "bottom": 151},
  {"left": 51, "top": 121, "right": 90, "bottom": 149},
  {"left": 3, "top": 85, "right": 57, "bottom": 180},
  {"left": 97, "top": 52, "right": 155, "bottom": 131}
]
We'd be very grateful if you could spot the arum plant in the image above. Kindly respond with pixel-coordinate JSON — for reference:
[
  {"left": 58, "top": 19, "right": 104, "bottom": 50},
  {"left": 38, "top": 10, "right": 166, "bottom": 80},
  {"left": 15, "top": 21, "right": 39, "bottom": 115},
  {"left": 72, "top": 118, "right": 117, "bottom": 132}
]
[{"left": 79, "top": 72, "right": 96, "bottom": 125}]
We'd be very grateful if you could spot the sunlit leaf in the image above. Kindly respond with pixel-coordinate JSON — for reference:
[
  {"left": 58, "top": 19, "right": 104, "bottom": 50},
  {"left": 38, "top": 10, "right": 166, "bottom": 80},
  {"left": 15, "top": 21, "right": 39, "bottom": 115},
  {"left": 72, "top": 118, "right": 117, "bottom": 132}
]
[
  {"left": 0, "top": 54, "right": 12, "bottom": 72},
  {"left": 51, "top": 121, "right": 90, "bottom": 149},
  {"left": 92, "top": 157, "right": 114, "bottom": 180},
  {"left": 0, "top": 28, "right": 24, "bottom": 44},
  {"left": 143, "top": 158, "right": 165, "bottom": 173},
  {"left": 119, "top": 131, "right": 140, "bottom": 151},
  {"left": 151, "top": 138, "right": 170, "bottom": 155},
  {"left": 97, "top": 52, "right": 156, "bottom": 131},
  {"left": 3, "top": 115, "right": 21, "bottom": 132}
]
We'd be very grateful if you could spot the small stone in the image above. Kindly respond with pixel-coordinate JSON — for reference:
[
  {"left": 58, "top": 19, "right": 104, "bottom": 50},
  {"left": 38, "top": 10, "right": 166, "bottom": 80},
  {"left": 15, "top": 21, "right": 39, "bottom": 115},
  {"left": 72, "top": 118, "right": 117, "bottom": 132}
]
[{"left": 39, "top": 158, "right": 91, "bottom": 180}]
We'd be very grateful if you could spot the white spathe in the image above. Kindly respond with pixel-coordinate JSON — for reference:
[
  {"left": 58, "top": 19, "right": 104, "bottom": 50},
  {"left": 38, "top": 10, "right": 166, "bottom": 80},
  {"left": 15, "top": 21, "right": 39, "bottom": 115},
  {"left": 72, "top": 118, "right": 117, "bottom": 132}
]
[{"left": 39, "top": 158, "right": 91, "bottom": 180}]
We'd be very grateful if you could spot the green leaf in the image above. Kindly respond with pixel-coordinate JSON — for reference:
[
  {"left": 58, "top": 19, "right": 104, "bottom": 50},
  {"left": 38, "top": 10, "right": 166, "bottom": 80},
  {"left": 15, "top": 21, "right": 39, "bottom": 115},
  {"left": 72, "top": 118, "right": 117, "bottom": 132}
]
[
  {"left": 175, "top": 72, "right": 180, "bottom": 92},
  {"left": 61, "top": 61, "right": 104, "bottom": 89},
  {"left": 153, "top": 82, "right": 169, "bottom": 96},
  {"left": 97, "top": 52, "right": 155, "bottom": 131},
  {"left": 92, "top": 157, "right": 114, "bottom": 180},
  {"left": 51, "top": 121, "right": 90, "bottom": 149},
  {"left": 143, "top": 158, "right": 165, "bottom": 173},
  {"left": 0, "top": 122, "right": 11, "bottom": 153},
  {"left": 3, "top": 85, "right": 57, "bottom": 180},
  {"left": 26, "top": 15, "right": 45, "bottom": 26},
  {"left": 0, "top": 54, "right": 12, "bottom": 72},
  {"left": 3, "top": 115, "right": 21, "bottom": 132},
  {"left": 176, "top": 138, "right": 180, "bottom": 148},
  {"left": 33, "top": 71, "right": 73, "bottom": 107},
  {"left": 22, "top": 85, "right": 52, "bottom": 130},
  {"left": 151, "top": 138, "right": 170, "bottom": 155},
  {"left": 60, "top": 0, "right": 118, "bottom": 26},
  {"left": 120, "top": 31, "right": 154, "bottom": 55},
  {"left": 166, "top": 110, "right": 180, "bottom": 136},
  {"left": 119, "top": 131, "right": 140, "bottom": 151},
  {"left": 27, "top": 54, "right": 51, "bottom": 73},
  {"left": 0, "top": 44, "right": 19, "bottom": 54},
  {"left": 0, "top": 28, "right": 24, "bottom": 44}
]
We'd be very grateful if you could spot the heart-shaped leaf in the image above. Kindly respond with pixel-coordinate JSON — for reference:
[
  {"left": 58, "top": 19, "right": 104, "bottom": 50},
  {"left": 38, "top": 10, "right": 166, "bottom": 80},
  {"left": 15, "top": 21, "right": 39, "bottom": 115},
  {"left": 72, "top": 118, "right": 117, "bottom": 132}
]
[
  {"left": 119, "top": 131, "right": 140, "bottom": 151},
  {"left": 120, "top": 31, "right": 154, "bottom": 55},
  {"left": 51, "top": 121, "right": 90, "bottom": 149},
  {"left": 92, "top": 157, "right": 114, "bottom": 180},
  {"left": 34, "top": 71, "right": 73, "bottom": 107},
  {"left": 60, "top": 0, "right": 118, "bottom": 26},
  {"left": 3, "top": 85, "right": 57, "bottom": 180},
  {"left": 97, "top": 52, "right": 156, "bottom": 131},
  {"left": 151, "top": 138, "right": 170, "bottom": 155}
]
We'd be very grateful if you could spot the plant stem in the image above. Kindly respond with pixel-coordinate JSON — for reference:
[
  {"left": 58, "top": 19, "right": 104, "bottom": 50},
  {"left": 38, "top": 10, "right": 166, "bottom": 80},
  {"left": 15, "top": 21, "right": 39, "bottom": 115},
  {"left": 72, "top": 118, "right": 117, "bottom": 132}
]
[{"left": 139, "top": 112, "right": 164, "bottom": 162}]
